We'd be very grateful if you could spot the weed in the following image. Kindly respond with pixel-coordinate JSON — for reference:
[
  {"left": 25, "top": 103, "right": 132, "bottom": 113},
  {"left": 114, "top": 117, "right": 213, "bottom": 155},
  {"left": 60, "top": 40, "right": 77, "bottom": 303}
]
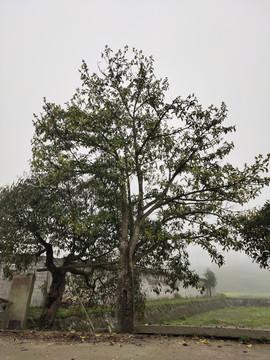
[
  {"left": 238, "top": 336, "right": 251, "bottom": 344},
  {"left": 158, "top": 318, "right": 167, "bottom": 325},
  {"left": 203, "top": 318, "right": 221, "bottom": 326}
]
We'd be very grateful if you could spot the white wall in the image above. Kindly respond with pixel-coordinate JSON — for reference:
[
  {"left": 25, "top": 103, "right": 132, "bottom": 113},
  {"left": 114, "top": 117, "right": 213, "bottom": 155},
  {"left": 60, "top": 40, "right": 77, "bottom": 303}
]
[{"left": 140, "top": 274, "right": 211, "bottom": 300}]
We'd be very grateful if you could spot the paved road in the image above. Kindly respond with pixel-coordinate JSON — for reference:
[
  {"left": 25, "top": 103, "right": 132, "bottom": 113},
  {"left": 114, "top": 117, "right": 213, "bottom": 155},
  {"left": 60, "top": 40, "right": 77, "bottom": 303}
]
[{"left": 1, "top": 333, "right": 270, "bottom": 360}]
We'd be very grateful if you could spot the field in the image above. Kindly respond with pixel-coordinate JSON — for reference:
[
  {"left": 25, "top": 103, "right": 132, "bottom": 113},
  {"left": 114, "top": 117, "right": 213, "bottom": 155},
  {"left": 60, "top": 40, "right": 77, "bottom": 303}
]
[
  {"left": 169, "top": 305, "right": 270, "bottom": 329},
  {"left": 222, "top": 292, "right": 270, "bottom": 299}
]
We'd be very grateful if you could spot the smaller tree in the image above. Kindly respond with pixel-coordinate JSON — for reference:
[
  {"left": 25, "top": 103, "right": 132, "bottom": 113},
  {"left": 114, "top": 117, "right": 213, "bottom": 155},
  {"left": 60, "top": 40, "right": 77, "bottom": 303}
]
[
  {"left": 203, "top": 268, "right": 217, "bottom": 296},
  {"left": 238, "top": 201, "right": 270, "bottom": 269},
  {"left": 0, "top": 175, "right": 118, "bottom": 328}
]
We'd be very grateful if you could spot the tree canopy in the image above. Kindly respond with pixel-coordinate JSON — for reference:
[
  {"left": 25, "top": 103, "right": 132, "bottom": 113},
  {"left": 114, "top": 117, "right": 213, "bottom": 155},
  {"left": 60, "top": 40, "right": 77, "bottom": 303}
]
[
  {"left": 203, "top": 268, "right": 217, "bottom": 288},
  {"left": 0, "top": 175, "right": 118, "bottom": 268},
  {"left": 0, "top": 174, "right": 118, "bottom": 327},
  {"left": 238, "top": 201, "right": 270, "bottom": 269},
  {"left": 10, "top": 46, "right": 269, "bottom": 331}
]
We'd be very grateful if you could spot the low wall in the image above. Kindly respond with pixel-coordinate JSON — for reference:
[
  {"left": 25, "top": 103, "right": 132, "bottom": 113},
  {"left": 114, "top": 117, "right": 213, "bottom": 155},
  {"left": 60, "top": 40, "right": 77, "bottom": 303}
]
[
  {"left": 136, "top": 325, "right": 270, "bottom": 340},
  {"left": 227, "top": 298, "right": 270, "bottom": 307},
  {"left": 140, "top": 298, "right": 228, "bottom": 324}
]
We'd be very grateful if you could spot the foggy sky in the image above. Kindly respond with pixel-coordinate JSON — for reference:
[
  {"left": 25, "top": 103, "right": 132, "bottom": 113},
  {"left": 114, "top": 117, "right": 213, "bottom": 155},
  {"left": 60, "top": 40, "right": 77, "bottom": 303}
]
[{"left": 1, "top": 0, "right": 269, "bottom": 196}]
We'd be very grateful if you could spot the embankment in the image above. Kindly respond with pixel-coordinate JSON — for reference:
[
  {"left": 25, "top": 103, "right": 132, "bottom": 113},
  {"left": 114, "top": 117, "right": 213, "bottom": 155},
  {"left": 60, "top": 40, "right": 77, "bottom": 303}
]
[{"left": 139, "top": 297, "right": 270, "bottom": 324}]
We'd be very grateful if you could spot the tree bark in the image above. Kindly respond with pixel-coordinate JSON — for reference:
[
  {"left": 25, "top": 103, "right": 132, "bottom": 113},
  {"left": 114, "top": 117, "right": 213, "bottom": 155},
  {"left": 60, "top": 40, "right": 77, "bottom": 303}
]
[
  {"left": 116, "top": 187, "right": 135, "bottom": 333},
  {"left": 116, "top": 253, "right": 135, "bottom": 333},
  {"left": 38, "top": 268, "right": 66, "bottom": 329}
]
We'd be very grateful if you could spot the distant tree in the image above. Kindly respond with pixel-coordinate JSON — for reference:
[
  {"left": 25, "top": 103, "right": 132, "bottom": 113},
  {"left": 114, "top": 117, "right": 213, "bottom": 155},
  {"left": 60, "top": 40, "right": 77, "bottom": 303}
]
[
  {"left": 0, "top": 175, "right": 117, "bottom": 328},
  {"left": 203, "top": 268, "right": 217, "bottom": 296},
  {"left": 238, "top": 201, "right": 270, "bottom": 269},
  {"left": 31, "top": 46, "right": 270, "bottom": 332}
]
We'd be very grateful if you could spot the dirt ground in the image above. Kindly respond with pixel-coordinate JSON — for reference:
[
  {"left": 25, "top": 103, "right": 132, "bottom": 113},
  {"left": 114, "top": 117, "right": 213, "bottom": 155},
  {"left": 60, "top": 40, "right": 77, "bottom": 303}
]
[{"left": 1, "top": 330, "right": 270, "bottom": 360}]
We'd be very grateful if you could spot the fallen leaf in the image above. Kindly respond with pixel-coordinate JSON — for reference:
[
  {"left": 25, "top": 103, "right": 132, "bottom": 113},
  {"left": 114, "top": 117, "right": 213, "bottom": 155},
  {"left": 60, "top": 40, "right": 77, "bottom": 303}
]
[
  {"left": 178, "top": 341, "right": 187, "bottom": 345},
  {"left": 247, "top": 344, "right": 252, "bottom": 348},
  {"left": 200, "top": 339, "right": 210, "bottom": 345}
]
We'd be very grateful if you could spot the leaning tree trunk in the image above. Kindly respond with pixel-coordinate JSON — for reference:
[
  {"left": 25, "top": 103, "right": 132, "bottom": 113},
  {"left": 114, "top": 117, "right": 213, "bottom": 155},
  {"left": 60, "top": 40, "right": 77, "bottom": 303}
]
[
  {"left": 116, "top": 250, "right": 135, "bottom": 333},
  {"left": 38, "top": 268, "right": 66, "bottom": 329}
]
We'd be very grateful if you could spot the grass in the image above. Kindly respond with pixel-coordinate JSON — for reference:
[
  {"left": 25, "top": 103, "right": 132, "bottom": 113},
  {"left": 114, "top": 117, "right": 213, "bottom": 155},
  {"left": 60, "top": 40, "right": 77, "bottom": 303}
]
[
  {"left": 221, "top": 292, "right": 270, "bottom": 299},
  {"left": 146, "top": 296, "right": 220, "bottom": 307},
  {"left": 29, "top": 304, "right": 114, "bottom": 318},
  {"left": 169, "top": 306, "right": 270, "bottom": 329}
]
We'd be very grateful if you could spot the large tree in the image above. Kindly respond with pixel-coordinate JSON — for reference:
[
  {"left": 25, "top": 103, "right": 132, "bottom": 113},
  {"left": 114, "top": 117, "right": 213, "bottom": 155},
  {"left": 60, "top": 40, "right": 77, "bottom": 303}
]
[
  {"left": 0, "top": 174, "right": 118, "bottom": 328},
  {"left": 31, "top": 46, "right": 270, "bottom": 332},
  {"left": 238, "top": 201, "right": 270, "bottom": 269}
]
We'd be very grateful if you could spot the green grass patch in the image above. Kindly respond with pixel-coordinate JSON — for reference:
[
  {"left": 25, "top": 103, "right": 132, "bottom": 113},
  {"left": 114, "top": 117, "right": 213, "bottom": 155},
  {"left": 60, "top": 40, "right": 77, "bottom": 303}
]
[
  {"left": 28, "top": 304, "right": 114, "bottom": 320},
  {"left": 146, "top": 296, "right": 218, "bottom": 307},
  {"left": 169, "top": 306, "right": 270, "bottom": 329},
  {"left": 220, "top": 292, "right": 270, "bottom": 299}
]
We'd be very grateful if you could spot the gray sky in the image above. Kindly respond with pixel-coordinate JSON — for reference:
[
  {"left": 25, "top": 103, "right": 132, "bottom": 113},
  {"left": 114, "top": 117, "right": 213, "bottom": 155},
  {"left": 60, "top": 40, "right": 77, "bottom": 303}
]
[{"left": 0, "top": 0, "right": 270, "bottom": 289}]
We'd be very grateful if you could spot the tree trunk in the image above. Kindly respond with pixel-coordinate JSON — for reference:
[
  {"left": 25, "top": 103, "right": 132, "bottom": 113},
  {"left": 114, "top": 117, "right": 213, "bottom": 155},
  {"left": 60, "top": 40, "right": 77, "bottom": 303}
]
[
  {"left": 116, "top": 183, "right": 136, "bottom": 333},
  {"left": 38, "top": 268, "right": 66, "bottom": 329},
  {"left": 116, "top": 254, "right": 135, "bottom": 333}
]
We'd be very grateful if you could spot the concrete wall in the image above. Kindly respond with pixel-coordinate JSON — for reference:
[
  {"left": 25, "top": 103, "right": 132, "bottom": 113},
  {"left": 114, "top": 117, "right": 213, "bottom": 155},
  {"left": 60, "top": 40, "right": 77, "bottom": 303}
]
[
  {"left": 0, "top": 258, "right": 48, "bottom": 307},
  {"left": 0, "top": 264, "right": 10, "bottom": 301},
  {"left": 141, "top": 273, "right": 215, "bottom": 300}
]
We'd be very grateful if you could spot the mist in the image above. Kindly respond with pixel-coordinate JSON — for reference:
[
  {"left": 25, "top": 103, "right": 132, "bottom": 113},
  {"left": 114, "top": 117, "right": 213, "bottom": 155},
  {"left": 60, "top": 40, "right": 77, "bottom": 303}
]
[{"left": 188, "top": 245, "right": 270, "bottom": 294}]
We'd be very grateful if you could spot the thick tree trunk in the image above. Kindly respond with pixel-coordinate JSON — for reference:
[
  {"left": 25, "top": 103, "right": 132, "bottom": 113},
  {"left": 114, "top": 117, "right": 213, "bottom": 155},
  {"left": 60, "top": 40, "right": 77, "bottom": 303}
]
[
  {"left": 116, "top": 182, "right": 138, "bottom": 333},
  {"left": 116, "top": 254, "right": 135, "bottom": 333},
  {"left": 38, "top": 268, "right": 66, "bottom": 329}
]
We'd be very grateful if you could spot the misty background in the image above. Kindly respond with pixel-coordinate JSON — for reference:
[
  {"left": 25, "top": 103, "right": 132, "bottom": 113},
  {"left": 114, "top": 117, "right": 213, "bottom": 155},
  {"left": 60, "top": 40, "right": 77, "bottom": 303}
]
[{"left": 0, "top": 0, "right": 269, "bottom": 294}]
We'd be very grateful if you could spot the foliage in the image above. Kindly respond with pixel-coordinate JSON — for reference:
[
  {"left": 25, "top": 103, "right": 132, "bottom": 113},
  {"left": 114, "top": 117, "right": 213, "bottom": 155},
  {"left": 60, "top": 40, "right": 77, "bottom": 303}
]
[
  {"left": 0, "top": 177, "right": 46, "bottom": 271},
  {"left": 65, "top": 268, "right": 146, "bottom": 317},
  {"left": 30, "top": 46, "right": 270, "bottom": 331},
  {"left": 238, "top": 201, "right": 270, "bottom": 268},
  {"left": 65, "top": 270, "right": 117, "bottom": 308},
  {"left": 0, "top": 174, "right": 117, "bottom": 271}
]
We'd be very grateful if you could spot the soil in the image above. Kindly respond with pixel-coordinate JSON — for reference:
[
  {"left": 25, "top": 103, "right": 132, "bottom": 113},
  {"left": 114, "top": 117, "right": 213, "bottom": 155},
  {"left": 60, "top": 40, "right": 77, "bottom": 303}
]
[{"left": 1, "top": 330, "right": 270, "bottom": 360}]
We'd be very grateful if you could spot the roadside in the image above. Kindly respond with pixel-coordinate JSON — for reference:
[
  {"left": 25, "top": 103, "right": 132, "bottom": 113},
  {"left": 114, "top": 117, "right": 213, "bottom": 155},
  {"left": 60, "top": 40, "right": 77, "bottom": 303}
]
[{"left": 1, "top": 330, "right": 270, "bottom": 360}]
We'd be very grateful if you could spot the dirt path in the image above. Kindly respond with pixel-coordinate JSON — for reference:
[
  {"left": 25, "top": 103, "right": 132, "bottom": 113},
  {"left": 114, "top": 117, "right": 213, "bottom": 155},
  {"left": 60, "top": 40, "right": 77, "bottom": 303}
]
[{"left": 1, "top": 331, "right": 270, "bottom": 360}]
